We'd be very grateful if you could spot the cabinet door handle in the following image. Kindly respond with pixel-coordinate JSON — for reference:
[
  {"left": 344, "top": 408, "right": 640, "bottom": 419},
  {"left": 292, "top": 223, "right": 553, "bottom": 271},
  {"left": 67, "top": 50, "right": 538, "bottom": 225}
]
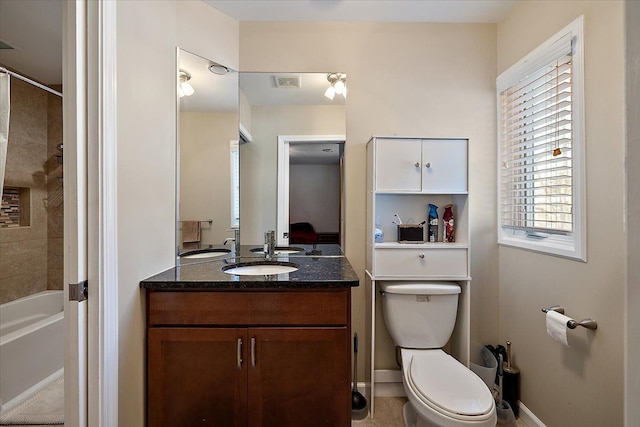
[
  {"left": 237, "top": 338, "right": 243, "bottom": 370},
  {"left": 425, "top": 162, "right": 431, "bottom": 168},
  {"left": 418, "top": 253, "right": 425, "bottom": 259},
  {"left": 414, "top": 162, "right": 420, "bottom": 168},
  {"left": 251, "top": 337, "right": 256, "bottom": 369}
]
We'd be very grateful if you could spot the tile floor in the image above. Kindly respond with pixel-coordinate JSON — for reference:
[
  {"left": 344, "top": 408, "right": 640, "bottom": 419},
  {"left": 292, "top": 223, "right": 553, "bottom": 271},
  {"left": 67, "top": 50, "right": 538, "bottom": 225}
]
[
  {"left": 8, "top": 398, "right": 529, "bottom": 427},
  {"left": 353, "top": 397, "right": 529, "bottom": 427}
]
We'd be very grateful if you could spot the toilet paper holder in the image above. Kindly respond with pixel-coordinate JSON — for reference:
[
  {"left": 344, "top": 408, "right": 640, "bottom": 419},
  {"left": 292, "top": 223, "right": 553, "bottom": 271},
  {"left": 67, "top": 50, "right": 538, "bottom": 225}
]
[{"left": 541, "top": 306, "right": 598, "bottom": 330}]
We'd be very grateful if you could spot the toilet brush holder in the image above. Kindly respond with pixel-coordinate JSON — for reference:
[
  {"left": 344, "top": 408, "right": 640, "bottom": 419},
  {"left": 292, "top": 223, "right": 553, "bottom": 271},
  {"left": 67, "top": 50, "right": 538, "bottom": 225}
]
[{"left": 496, "top": 401, "right": 517, "bottom": 427}]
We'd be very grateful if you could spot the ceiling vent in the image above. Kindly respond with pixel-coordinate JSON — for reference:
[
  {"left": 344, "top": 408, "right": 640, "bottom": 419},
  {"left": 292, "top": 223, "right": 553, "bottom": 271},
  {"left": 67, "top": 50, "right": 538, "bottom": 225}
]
[{"left": 274, "top": 75, "right": 301, "bottom": 89}]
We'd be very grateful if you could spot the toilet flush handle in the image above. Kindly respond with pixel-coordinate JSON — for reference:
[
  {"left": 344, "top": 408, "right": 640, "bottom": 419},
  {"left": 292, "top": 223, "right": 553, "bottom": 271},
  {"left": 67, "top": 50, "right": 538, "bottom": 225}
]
[{"left": 418, "top": 253, "right": 425, "bottom": 259}]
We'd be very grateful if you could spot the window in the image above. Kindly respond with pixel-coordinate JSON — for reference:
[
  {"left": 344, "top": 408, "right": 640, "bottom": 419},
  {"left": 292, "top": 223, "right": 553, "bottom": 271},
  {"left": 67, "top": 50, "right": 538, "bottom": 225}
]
[
  {"left": 230, "top": 141, "right": 239, "bottom": 229},
  {"left": 497, "top": 16, "right": 585, "bottom": 261}
]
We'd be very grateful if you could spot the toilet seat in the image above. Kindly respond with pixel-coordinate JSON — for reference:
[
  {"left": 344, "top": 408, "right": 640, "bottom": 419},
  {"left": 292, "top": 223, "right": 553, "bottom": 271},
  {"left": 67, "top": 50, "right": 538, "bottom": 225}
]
[{"left": 403, "top": 349, "right": 495, "bottom": 423}]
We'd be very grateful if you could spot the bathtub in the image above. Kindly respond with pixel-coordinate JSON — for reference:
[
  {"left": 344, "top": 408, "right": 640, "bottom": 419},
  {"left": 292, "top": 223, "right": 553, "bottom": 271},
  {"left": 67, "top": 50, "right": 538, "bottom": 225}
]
[{"left": 0, "top": 290, "right": 64, "bottom": 413}]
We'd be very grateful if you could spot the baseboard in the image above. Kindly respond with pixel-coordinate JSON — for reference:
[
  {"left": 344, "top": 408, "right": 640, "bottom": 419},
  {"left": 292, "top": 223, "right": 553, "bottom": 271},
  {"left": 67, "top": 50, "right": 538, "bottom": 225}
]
[
  {"left": 519, "top": 401, "right": 546, "bottom": 427},
  {"left": 373, "top": 369, "right": 406, "bottom": 397}
]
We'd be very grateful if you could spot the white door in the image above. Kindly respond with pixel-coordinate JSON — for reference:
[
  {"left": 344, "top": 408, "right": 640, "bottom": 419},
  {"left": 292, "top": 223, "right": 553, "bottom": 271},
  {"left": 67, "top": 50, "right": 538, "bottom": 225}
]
[
  {"left": 63, "top": 1, "right": 88, "bottom": 425},
  {"left": 63, "top": 2, "right": 119, "bottom": 426},
  {"left": 276, "top": 135, "right": 346, "bottom": 246}
]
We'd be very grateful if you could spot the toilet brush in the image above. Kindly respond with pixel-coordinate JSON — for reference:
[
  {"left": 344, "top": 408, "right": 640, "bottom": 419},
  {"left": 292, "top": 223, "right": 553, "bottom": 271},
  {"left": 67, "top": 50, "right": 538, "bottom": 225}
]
[
  {"left": 496, "top": 354, "right": 517, "bottom": 427},
  {"left": 351, "top": 333, "right": 367, "bottom": 419},
  {"left": 503, "top": 341, "right": 521, "bottom": 417}
]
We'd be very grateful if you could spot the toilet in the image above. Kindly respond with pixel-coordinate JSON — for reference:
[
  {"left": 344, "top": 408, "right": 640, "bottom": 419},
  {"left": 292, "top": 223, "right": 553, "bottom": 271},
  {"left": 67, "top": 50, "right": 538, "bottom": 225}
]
[{"left": 380, "top": 282, "right": 497, "bottom": 427}]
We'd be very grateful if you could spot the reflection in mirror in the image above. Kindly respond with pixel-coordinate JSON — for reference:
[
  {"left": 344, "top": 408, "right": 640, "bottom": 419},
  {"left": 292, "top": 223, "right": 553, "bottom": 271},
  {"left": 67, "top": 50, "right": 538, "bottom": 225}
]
[
  {"left": 177, "top": 49, "right": 238, "bottom": 259},
  {"left": 239, "top": 73, "right": 346, "bottom": 248}
]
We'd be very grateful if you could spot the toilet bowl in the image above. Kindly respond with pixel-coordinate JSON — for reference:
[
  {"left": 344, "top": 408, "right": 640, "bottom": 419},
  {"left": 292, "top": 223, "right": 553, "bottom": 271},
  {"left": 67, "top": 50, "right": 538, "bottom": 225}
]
[
  {"left": 401, "top": 349, "right": 496, "bottom": 427},
  {"left": 379, "top": 282, "right": 497, "bottom": 427}
]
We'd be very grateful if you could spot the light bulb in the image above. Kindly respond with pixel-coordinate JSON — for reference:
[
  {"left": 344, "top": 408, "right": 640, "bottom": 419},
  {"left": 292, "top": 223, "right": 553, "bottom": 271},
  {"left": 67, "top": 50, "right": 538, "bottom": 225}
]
[
  {"left": 334, "top": 80, "right": 345, "bottom": 95},
  {"left": 324, "top": 86, "right": 336, "bottom": 100},
  {"left": 178, "top": 86, "right": 185, "bottom": 98},
  {"left": 181, "top": 81, "right": 194, "bottom": 97}
]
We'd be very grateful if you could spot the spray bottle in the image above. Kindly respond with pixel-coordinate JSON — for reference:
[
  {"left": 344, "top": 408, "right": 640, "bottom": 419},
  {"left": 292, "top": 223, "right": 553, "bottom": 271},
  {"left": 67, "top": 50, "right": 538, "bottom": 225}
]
[
  {"left": 428, "top": 204, "right": 438, "bottom": 243},
  {"left": 443, "top": 204, "right": 455, "bottom": 242}
]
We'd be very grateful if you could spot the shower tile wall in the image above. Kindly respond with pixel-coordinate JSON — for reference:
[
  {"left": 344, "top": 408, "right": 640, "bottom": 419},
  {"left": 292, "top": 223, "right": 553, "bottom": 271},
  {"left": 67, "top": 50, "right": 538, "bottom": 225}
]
[
  {"left": 0, "top": 78, "right": 63, "bottom": 304},
  {"left": 46, "top": 85, "right": 63, "bottom": 291}
]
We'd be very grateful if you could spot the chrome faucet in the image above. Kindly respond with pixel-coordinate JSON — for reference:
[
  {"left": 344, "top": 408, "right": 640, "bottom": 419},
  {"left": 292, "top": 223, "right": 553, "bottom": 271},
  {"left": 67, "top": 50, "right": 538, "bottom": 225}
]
[
  {"left": 264, "top": 230, "right": 276, "bottom": 260},
  {"left": 224, "top": 229, "right": 241, "bottom": 254}
]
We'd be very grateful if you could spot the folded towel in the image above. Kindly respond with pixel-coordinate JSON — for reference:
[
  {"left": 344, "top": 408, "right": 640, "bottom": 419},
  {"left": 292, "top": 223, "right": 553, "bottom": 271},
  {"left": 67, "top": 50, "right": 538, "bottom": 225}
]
[{"left": 182, "top": 221, "right": 201, "bottom": 243}]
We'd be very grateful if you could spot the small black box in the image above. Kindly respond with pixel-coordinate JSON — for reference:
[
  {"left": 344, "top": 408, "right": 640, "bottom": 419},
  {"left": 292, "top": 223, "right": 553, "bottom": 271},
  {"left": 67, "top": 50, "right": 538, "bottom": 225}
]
[{"left": 397, "top": 224, "right": 424, "bottom": 243}]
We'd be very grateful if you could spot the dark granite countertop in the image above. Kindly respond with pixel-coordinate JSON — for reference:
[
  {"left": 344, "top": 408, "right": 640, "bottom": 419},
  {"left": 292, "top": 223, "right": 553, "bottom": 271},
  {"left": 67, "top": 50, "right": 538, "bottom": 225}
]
[{"left": 140, "top": 252, "right": 359, "bottom": 289}]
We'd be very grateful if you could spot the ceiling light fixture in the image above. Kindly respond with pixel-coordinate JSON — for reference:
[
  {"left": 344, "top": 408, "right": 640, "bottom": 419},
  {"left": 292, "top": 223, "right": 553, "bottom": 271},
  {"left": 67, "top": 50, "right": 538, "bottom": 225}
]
[
  {"left": 178, "top": 69, "right": 194, "bottom": 98},
  {"left": 324, "top": 73, "right": 347, "bottom": 100}
]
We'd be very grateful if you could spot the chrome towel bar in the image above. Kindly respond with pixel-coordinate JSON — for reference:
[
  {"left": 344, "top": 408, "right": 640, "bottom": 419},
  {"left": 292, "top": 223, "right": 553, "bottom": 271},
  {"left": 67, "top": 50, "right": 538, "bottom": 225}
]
[
  {"left": 542, "top": 306, "right": 598, "bottom": 330},
  {"left": 180, "top": 219, "right": 213, "bottom": 224}
]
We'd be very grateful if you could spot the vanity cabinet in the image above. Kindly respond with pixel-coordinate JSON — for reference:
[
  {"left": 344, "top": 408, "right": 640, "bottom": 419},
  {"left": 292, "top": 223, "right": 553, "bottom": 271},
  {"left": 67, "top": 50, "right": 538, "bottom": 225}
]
[
  {"left": 365, "top": 136, "right": 471, "bottom": 416},
  {"left": 146, "top": 289, "right": 351, "bottom": 427}
]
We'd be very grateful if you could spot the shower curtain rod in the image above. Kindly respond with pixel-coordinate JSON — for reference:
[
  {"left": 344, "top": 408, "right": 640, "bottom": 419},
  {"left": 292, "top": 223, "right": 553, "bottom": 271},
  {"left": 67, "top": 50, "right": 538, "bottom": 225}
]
[{"left": 0, "top": 67, "right": 63, "bottom": 98}]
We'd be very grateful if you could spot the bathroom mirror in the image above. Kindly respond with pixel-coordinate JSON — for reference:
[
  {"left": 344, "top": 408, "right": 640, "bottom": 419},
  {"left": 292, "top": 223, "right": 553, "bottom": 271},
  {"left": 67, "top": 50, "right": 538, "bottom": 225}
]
[
  {"left": 176, "top": 49, "right": 239, "bottom": 256},
  {"left": 238, "top": 72, "right": 347, "bottom": 247}
]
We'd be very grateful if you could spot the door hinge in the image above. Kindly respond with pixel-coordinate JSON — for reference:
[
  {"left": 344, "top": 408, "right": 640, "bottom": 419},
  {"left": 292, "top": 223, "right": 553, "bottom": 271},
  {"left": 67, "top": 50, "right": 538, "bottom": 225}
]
[{"left": 69, "top": 280, "right": 88, "bottom": 302}]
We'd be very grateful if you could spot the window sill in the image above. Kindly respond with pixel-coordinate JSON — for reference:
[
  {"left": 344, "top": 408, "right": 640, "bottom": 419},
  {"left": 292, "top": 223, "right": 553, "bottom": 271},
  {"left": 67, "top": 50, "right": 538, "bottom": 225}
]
[{"left": 498, "top": 231, "right": 586, "bottom": 262}]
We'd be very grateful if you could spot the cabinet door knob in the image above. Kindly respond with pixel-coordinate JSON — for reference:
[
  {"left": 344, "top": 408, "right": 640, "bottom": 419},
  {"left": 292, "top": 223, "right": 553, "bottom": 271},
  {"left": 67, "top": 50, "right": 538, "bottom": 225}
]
[
  {"left": 251, "top": 337, "right": 256, "bottom": 369},
  {"left": 425, "top": 162, "right": 431, "bottom": 168},
  {"left": 414, "top": 162, "right": 420, "bottom": 168},
  {"left": 237, "top": 338, "right": 243, "bottom": 370},
  {"left": 418, "top": 253, "right": 425, "bottom": 259}
]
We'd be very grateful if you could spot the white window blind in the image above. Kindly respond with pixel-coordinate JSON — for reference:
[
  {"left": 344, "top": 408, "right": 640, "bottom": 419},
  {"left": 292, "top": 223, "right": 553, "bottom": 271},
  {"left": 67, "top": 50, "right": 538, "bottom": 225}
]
[
  {"left": 497, "top": 16, "right": 585, "bottom": 261},
  {"left": 499, "top": 35, "right": 574, "bottom": 233}
]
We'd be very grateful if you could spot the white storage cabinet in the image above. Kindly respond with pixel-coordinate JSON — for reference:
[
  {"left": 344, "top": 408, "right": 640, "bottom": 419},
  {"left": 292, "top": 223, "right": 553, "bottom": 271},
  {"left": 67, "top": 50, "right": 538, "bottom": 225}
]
[{"left": 364, "top": 136, "right": 471, "bottom": 416}]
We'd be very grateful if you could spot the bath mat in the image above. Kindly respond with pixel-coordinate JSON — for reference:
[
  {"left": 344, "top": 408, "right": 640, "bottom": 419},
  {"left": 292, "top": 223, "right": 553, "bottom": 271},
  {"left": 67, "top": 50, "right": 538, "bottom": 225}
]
[{"left": 0, "top": 377, "right": 64, "bottom": 425}]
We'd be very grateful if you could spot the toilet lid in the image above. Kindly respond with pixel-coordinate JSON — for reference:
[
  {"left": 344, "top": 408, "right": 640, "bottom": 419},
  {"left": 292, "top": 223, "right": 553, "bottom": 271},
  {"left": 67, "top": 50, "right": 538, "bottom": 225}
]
[{"left": 407, "top": 351, "right": 494, "bottom": 418}]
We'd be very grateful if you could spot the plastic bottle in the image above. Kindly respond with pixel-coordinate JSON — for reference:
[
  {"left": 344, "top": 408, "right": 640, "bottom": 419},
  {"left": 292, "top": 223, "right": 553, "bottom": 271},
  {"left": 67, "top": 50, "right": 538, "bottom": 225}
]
[
  {"left": 374, "top": 222, "right": 384, "bottom": 243},
  {"left": 428, "top": 204, "right": 438, "bottom": 243},
  {"left": 443, "top": 204, "right": 455, "bottom": 243}
]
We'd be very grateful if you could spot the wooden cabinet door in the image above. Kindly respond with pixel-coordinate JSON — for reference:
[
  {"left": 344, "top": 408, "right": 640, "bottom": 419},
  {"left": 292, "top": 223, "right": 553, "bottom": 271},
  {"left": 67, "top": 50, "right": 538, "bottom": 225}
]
[
  {"left": 375, "top": 138, "right": 422, "bottom": 192},
  {"left": 148, "top": 328, "right": 248, "bottom": 427},
  {"left": 421, "top": 139, "right": 468, "bottom": 193},
  {"left": 247, "top": 327, "right": 350, "bottom": 427}
]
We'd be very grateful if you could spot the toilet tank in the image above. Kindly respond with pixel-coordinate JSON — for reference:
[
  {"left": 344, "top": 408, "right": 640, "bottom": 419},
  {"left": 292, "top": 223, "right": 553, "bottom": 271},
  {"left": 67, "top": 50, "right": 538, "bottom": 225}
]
[{"left": 380, "top": 282, "right": 461, "bottom": 349}]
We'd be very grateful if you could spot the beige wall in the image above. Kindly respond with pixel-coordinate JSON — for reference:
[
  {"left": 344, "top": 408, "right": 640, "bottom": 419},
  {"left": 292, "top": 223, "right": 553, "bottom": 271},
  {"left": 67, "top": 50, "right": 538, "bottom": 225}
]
[
  {"left": 240, "top": 22, "right": 498, "bottom": 372},
  {"left": 180, "top": 111, "right": 238, "bottom": 246},
  {"left": 290, "top": 164, "right": 341, "bottom": 233},
  {"left": 115, "top": 1, "right": 238, "bottom": 424},
  {"left": 497, "top": 2, "right": 625, "bottom": 426},
  {"left": 626, "top": 1, "right": 640, "bottom": 425},
  {"left": 240, "top": 104, "right": 346, "bottom": 244},
  {"left": 0, "top": 78, "right": 62, "bottom": 304}
]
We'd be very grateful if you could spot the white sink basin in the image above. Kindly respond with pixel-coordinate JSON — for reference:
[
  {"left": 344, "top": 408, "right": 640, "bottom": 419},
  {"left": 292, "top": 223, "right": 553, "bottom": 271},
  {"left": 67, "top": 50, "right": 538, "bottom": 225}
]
[
  {"left": 180, "top": 249, "right": 231, "bottom": 259},
  {"left": 222, "top": 262, "right": 299, "bottom": 276}
]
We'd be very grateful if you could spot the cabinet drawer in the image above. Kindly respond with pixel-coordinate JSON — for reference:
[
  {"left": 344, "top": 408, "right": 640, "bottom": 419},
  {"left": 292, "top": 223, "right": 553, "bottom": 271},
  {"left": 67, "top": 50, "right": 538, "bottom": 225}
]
[
  {"left": 374, "top": 248, "right": 468, "bottom": 278},
  {"left": 147, "top": 290, "right": 349, "bottom": 326}
]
